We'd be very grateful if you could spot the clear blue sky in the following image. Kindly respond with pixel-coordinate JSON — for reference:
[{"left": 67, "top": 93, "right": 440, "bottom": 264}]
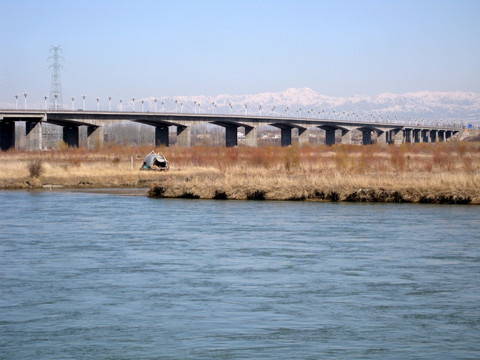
[{"left": 1, "top": 0, "right": 479, "bottom": 106}]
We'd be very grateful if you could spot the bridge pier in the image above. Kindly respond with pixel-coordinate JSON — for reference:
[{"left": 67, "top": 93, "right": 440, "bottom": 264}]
[
  {"left": 421, "top": 129, "right": 430, "bottom": 143},
  {"left": 445, "top": 130, "right": 453, "bottom": 141},
  {"left": 325, "top": 128, "right": 336, "bottom": 146},
  {"left": 413, "top": 129, "right": 421, "bottom": 143},
  {"left": 25, "top": 121, "right": 43, "bottom": 151},
  {"left": 281, "top": 128, "right": 292, "bottom": 146},
  {"left": 430, "top": 130, "right": 438, "bottom": 142},
  {"left": 177, "top": 125, "right": 191, "bottom": 147},
  {"left": 404, "top": 129, "right": 412, "bottom": 143},
  {"left": 155, "top": 126, "right": 169, "bottom": 147},
  {"left": 0, "top": 121, "right": 15, "bottom": 151},
  {"left": 438, "top": 130, "right": 445, "bottom": 142},
  {"left": 362, "top": 130, "right": 372, "bottom": 145},
  {"left": 87, "top": 125, "right": 104, "bottom": 149},
  {"left": 244, "top": 126, "right": 257, "bottom": 147},
  {"left": 377, "top": 130, "right": 387, "bottom": 144},
  {"left": 63, "top": 125, "right": 79, "bottom": 147},
  {"left": 392, "top": 129, "right": 404, "bottom": 145},
  {"left": 225, "top": 125, "right": 238, "bottom": 147},
  {"left": 298, "top": 127, "right": 309, "bottom": 146}
]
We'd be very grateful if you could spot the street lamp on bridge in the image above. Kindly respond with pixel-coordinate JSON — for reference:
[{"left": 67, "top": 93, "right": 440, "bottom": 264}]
[
  {"left": 154, "top": 98, "right": 158, "bottom": 112},
  {"left": 44, "top": 96, "right": 48, "bottom": 110},
  {"left": 96, "top": 98, "right": 100, "bottom": 111},
  {"left": 70, "top": 96, "right": 75, "bottom": 110},
  {"left": 108, "top": 96, "right": 112, "bottom": 111},
  {"left": 119, "top": 99, "right": 123, "bottom": 111},
  {"left": 132, "top": 97, "right": 136, "bottom": 111},
  {"left": 14, "top": 94, "right": 18, "bottom": 110},
  {"left": 141, "top": 100, "right": 145, "bottom": 112},
  {"left": 23, "top": 91, "right": 28, "bottom": 110},
  {"left": 82, "top": 95, "right": 87, "bottom": 111}
]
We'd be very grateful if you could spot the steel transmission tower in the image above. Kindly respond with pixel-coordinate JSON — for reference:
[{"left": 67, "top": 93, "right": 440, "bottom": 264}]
[{"left": 48, "top": 46, "right": 64, "bottom": 110}]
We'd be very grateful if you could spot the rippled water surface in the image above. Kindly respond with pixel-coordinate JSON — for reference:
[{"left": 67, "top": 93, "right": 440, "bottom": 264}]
[{"left": 1, "top": 190, "right": 479, "bottom": 359}]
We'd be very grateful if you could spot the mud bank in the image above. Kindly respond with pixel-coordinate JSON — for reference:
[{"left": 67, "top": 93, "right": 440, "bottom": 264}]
[{"left": 147, "top": 174, "right": 480, "bottom": 204}]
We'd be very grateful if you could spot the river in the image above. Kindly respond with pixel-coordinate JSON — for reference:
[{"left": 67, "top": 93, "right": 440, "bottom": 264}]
[{"left": 0, "top": 190, "right": 479, "bottom": 359}]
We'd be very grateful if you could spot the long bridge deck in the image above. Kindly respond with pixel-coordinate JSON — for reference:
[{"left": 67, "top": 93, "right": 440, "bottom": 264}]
[{"left": 0, "top": 109, "right": 460, "bottom": 150}]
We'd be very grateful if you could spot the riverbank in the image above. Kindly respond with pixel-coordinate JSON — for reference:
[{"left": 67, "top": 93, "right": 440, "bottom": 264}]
[{"left": 1, "top": 143, "right": 479, "bottom": 204}]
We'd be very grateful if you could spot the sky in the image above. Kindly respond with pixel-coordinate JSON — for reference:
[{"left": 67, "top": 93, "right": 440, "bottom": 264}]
[{"left": 1, "top": 0, "right": 479, "bottom": 108}]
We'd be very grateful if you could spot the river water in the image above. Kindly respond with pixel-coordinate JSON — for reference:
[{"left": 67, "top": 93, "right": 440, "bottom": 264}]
[{"left": 0, "top": 190, "right": 479, "bottom": 359}]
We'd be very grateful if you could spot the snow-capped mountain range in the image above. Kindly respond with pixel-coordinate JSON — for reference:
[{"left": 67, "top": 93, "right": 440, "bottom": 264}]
[
  {"left": 144, "top": 88, "right": 479, "bottom": 125},
  {"left": 2, "top": 88, "right": 479, "bottom": 124}
]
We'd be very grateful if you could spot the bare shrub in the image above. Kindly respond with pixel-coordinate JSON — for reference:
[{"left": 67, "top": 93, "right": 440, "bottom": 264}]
[{"left": 28, "top": 160, "right": 44, "bottom": 178}]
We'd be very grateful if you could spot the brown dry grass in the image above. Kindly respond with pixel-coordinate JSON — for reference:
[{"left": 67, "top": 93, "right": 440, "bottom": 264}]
[{"left": 1, "top": 143, "right": 479, "bottom": 203}]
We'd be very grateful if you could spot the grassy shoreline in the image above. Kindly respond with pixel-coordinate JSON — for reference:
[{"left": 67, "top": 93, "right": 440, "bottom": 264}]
[{"left": 1, "top": 143, "right": 479, "bottom": 204}]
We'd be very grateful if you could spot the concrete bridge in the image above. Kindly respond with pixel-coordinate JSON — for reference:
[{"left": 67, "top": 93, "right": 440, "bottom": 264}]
[{"left": 0, "top": 109, "right": 460, "bottom": 150}]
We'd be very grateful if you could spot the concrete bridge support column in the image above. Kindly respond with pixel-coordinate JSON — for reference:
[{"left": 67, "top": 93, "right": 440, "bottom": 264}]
[
  {"left": 413, "top": 129, "right": 421, "bottom": 143},
  {"left": 244, "top": 126, "right": 257, "bottom": 147},
  {"left": 225, "top": 126, "right": 238, "bottom": 147},
  {"left": 87, "top": 125, "right": 104, "bottom": 149},
  {"left": 0, "top": 121, "right": 15, "bottom": 151},
  {"left": 404, "top": 129, "right": 412, "bottom": 143},
  {"left": 393, "top": 129, "right": 404, "bottom": 145},
  {"left": 445, "top": 130, "right": 453, "bottom": 141},
  {"left": 281, "top": 128, "right": 292, "bottom": 146},
  {"left": 325, "top": 129, "right": 336, "bottom": 146},
  {"left": 63, "top": 125, "right": 79, "bottom": 147},
  {"left": 362, "top": 130, "right": 372, "bottom": 145},
  {"left": 438, "top": 130, "right": 445, "bottom": 142},
  {"left": 177, "top": 125, "right": 191, "bottom": 147},
  {"left": 155, "top": 126, "right": 169, "bottom": 147},
  {"left": 341, "top": 129, "right": 352, "bottom": 144},
  {"left": 422, "top": 130, "right": 430, "bottom": 143},
  {"left": 298, "top": 128, "right": 309, "bottom": 146},
  {"left": 377, "top": 131, "right": 387, "bottom": 144},
  {"left": 25, "top": 121, "right": 43, "bottom": 151},
  {"left": 430, "top": 130, "right": 437, "bottom": 143}
]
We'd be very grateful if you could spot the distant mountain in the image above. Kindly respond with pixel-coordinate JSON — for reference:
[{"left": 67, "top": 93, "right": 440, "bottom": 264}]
[
  {"left": 3, "top": 88, "right": 479, "bottom": 125},
  {"left": 144, "top": 88, "right": 480, "bottom": 125}
]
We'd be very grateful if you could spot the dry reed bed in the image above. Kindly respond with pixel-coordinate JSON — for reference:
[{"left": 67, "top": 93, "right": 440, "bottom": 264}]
[{"left": 1, "top": 143, "right": 479, "bottom": 203}]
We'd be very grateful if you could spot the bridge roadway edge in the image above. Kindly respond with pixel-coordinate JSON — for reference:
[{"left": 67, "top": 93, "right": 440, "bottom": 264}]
[{"left": 0, "top": 110, "right": 460, "bottom": 150}]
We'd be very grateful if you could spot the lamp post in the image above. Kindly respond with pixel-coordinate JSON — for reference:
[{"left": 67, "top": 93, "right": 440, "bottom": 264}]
[
  {"left": 96, "top": 98, "right": 100, "bottom": 111},
  {"left": 70, "top": 96, "right": 75, "bottom": 110},
  {"left": 108, "top": 96, "right": 112, "bottom": 111},
  {"left": 82, "top": 95, "right": 86, "bottom": 111},
  {"left": 212, "top": 102, "right": 216, "bottom": 115},
  {"left": 194, "top": 101, "right": 197, "bottom": 114},
  {"left": 141, "top": 100, "right": 144, "bottom": 112},
  {"left": 132, "top": 97, "right": 136, "bottom": 111},
  {"left": 229, "top": 102, "right": 232, "bottom": 114},
  {"left": 244, "top": 104, "right": 248, "bottom": 116},
  {"left": 272, "top": 106, "right": 276, "bottom": 115},
  {"left": 44, "top": 96, "right": 48, "bottom": 110},
  {"left": 154, "top": 98, "right": 158, "bottom": 112},
  {"left": 54, "top": 94, "right": 58, "bottom": 110},
  {"left": 14, "top": 94, "right": 18, "bottom": 110},
  {"left": 23, "top": 91, "right": 28, "bottom": 109},
  {"left": 161, "top": 100, "right": 165, "bottom": 112},
  {"left": 180, "top": 102, "right": 183, "bottom": 114},
  {"left": 285, "top": 106, "right": 289, "bottom": 117},
  {"left": 175, "top": 99, "right": 178, "bottom": 113},
  {"left": 258, "top": 104, "right": 262, "bottom": 116},
  {"left": 119, "top": 99, "right": 123, "bottom": 111}
]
